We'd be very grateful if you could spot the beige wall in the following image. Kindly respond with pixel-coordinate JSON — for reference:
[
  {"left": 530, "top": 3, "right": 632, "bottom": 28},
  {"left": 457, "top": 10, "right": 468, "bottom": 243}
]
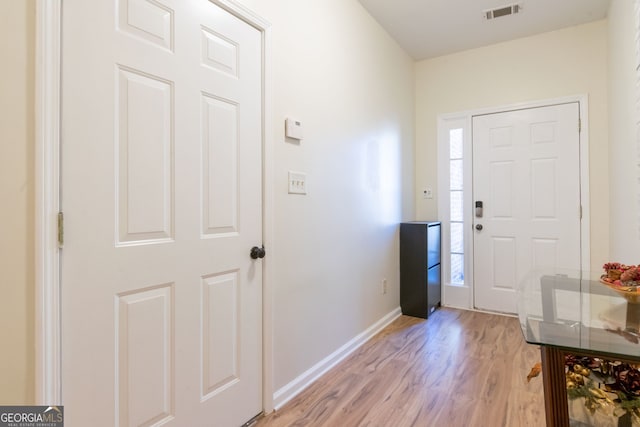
[
  {"left": 415, "top": 20, "right": 609, "bottom": 270},
  {"left": 236, "top": 0, "right": 415, "bottom": 395},
  {"left": 608, "top": 0, "right": 639, "bottom": 262},
  {"left": 0, "top": 0, "right": 36, "bottom": 404}
]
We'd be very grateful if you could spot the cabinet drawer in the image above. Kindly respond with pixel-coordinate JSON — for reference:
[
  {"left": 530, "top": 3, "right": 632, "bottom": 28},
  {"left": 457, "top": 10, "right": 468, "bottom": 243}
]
[
  {"left": 427, "top": 264, "right": 441, "bottom": 315},
  {"left": 427, "top": 223, "right": 441, "bottom": 268}
]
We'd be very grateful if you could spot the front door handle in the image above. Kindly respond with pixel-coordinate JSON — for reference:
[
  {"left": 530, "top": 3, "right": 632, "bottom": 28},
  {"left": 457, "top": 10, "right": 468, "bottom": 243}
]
[
  {"left": 250, "top": 245, "right": 266, "bottom": 259},
  {"left": 475, "top": 224, "right": 483, "bottom": 231}
]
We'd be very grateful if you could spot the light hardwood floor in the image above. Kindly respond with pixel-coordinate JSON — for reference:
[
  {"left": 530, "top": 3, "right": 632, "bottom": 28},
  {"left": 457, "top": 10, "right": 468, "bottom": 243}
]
[{"left": 255, "top": 308, "right": 546, "bottom": 427}]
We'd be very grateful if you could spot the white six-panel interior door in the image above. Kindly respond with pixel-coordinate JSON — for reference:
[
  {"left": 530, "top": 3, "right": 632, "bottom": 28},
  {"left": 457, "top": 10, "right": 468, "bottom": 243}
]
[
  {"left": 472, "top": 103, "right": 582, "bottom": 313},
  {"left": 61, "top": 0, "right": 264, "bottom": 425}
]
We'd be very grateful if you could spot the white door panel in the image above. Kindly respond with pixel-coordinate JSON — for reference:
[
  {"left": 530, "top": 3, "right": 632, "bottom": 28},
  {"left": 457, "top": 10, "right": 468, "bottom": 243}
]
[
  {"left": 61, "top": 0, "right": 263, "bottom": 425},
  {"left": 473, "top": 103, "right": 581, "bottom": 313}
]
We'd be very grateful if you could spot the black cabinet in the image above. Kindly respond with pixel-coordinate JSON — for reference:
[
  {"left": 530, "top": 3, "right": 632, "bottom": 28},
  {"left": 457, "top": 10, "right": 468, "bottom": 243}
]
[{"left": 400, "top": 222, "right": 441, "bottom": 318}]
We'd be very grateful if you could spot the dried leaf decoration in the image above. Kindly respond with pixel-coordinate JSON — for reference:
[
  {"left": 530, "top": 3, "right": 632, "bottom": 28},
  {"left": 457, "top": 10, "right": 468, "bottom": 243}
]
[{"left": 527, "top": 362, "right": 542, "bottom": 383}]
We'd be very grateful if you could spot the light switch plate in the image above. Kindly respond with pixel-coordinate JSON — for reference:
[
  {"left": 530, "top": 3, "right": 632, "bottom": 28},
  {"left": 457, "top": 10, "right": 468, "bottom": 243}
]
[{"left": 288, "top": 171, "right": 307, "bottom": 195}]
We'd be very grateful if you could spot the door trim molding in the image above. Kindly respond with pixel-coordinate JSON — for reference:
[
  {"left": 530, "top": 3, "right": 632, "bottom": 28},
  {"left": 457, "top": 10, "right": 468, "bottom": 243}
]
[
  {"left": 35, "top": 0, "right": 61, "bottom": 405},
  {"left": 34, "top": 0, "right": 275, "bottom": 413},
  {"left": 437, "top": 95, "right": 591, "bottom": 310}
]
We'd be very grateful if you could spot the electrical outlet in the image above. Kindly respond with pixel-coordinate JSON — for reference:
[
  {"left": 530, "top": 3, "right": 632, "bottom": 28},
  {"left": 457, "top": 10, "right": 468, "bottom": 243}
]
[{"left": 382, "top": 278, "right": 388, "bottom": 295}]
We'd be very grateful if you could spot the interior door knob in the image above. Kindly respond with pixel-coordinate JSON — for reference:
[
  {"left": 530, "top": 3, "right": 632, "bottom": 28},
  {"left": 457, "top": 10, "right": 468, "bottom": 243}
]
[
  {"left": 250, "top": 245, "right": 266, "bottom": 259},
  {"left": 475, "top": 224, "right": 483, "bottom": 231}
]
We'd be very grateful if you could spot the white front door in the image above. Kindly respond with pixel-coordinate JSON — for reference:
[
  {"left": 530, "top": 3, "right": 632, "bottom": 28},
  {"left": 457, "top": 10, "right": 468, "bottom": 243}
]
[
  {"left": 61, "top": 0, "right": 263, "bottom": 425},
  {"left": 472, "top": 103, "right": 581, "bottom": 313}
]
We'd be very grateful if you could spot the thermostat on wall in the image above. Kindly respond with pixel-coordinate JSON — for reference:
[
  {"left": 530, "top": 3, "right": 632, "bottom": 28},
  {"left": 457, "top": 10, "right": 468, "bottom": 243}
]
[{"left": 285, "top": 118, "right": 304, "bottom": 140}]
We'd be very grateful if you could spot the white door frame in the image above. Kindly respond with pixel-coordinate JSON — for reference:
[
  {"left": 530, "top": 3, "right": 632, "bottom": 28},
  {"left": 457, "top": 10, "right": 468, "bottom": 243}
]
[
  {"left": 437, "top": 95, "right": 590, "bottom": 310},
  {"left": 34, "top": 0, "right": 276, "bottom": 413}
]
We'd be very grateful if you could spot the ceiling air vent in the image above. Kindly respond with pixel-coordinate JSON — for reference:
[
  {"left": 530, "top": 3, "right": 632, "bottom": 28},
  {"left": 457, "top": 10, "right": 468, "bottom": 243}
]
[{"left": 483, "top": 3, "right": 521, "bottom": 20}]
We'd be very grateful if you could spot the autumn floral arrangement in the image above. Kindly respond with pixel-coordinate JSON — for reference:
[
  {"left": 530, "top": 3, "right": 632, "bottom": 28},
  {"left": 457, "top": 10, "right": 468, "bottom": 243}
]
[
  {"left": 529, "top": 355, "right": 640, "bottom": 424},
  {"left": 564, "top": 355, "right": 640, "bottom": 424},
  {"left": 602, "top": 263, "right": 640, "bottom": 287}
]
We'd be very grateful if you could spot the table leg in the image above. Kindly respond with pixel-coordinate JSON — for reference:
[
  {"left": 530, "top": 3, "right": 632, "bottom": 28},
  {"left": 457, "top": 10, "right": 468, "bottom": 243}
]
[
  {"left": 541, "top": 346, "right": 569, "bottom": 427},
  {"left": 626, "top": 303, "right": 640, "bottom": 333}
]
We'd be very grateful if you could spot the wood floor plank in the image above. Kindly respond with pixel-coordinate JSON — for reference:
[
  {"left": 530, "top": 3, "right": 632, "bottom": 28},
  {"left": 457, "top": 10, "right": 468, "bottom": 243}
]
[
  {"left": 506, "top": 389, "right": 547, "bottom": 427},
  {"left": 255, "top": 308, "right": 545, "bottom": 427},
  {"left": 431, "top": 393, "right": 479, "bottom": 426}
]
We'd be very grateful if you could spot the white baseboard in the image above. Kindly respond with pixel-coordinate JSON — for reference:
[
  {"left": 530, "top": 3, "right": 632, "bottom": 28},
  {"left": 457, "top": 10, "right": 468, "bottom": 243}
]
[{"left": 272, "top": 307, "right": 402, "bottom": 410}]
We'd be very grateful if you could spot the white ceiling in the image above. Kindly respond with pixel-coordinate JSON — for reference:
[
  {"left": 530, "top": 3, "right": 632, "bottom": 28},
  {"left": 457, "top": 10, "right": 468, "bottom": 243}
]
[{"left": 358, "top": 0, "right": 611, "bottom": 60}]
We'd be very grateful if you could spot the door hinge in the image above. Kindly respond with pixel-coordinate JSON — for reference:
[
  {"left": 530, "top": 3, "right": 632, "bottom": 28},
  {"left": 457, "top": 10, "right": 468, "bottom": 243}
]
[
  {"left": 57, "top": 211, "right": 64, "bottom": 247},
  {"left": 579, "top": 205, "right": 583, "bottom": 220},
  {"left": 578, "top": 118, "right": 582, "bottom": 133}
]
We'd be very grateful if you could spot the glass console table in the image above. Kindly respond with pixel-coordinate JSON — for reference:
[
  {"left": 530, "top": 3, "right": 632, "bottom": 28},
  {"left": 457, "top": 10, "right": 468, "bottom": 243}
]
[{"left": 518, "top": 270, "right": 640, "bottom": 427}]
